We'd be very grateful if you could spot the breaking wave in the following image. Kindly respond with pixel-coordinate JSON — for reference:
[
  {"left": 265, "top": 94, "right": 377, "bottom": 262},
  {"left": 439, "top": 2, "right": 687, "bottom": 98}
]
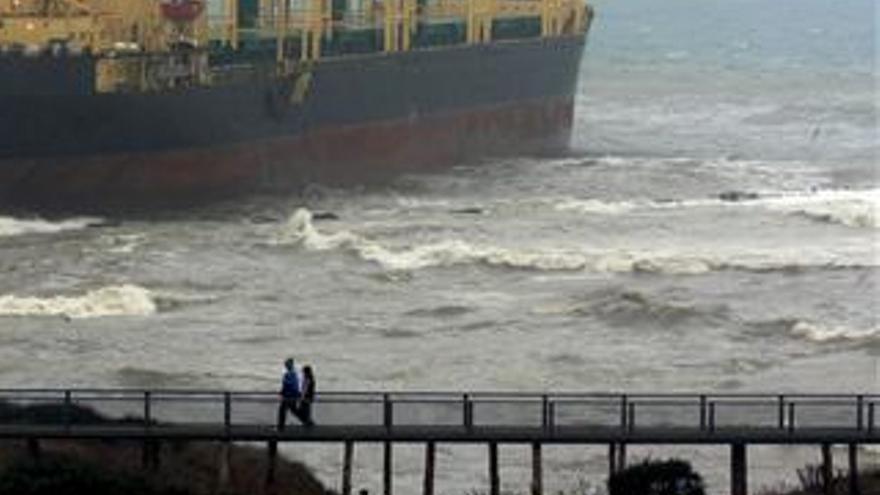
[
  {"left": 0, "top": 285, "right": 157, "bottom": 319},
  {"left": 555, "top": 188, "right": 879, "bottom": 229},
  {"left": 789, "top": 320, "right": 880, "bottom": 343},
  {"left": 0, "top": 285, "right": 217, "bottom": 319},
  {"left": 273, "top": 209, "right": 593, "bottom": 271},
  {"left": 764, "top": 188, "right": 879, "bottom": 229},
  {"left": 0, "top": 216, "right": 103, "bottom": 237},
  {"left": 274, "top": 209, "right": 872, "bottom": 274}
]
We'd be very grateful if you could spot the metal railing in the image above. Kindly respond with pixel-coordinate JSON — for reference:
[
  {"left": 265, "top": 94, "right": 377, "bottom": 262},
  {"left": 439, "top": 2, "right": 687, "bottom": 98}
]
[{"left": 1, "top": 390, "right": 877, "bottom": 435}]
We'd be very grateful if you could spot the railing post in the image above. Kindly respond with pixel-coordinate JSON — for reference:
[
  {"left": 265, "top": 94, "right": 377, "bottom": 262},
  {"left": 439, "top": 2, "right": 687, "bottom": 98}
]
[
  {"left": 142, "top": 390, "right": 153, "bottom": 472},
  {"left": 856, "top": 395, "right": 864, "bottom": 430},
  {"left": 699, "top": 395, "right": 707, "bottom": 431},
  {"left": 619, "top": 395, "right": 628, "bottom": 431},
  {"left": 869, "top": 402, "right": 875, "bottom": 433},
  {"left": 144, "top": 391, "right": 152, "bottom": 428},
  {"left": 788, "top": 403, "right": 796, "bottom": 433},
  {"left": 63, "top": 390, "right": 72, "bottom": 431},
  {"left": 709, "top": 402, "right": 716, "bottom": 432},
  {"left": 548, "top": 401, "right": 555, "bottom": 430},
  {"left": 778, "top": 395, "right": 785, "bottom": 430},
  {"left": 541, "top": 395, "right": 549, "bottom": 430},
  {"left": 464, "top": 394, "right": 473, "bottom": 429},
  {"left": 627, "top": 402, "right": 635, "bottom": 433},
  {"left": 383, "top": 393, "right": 393, "bottom": 429},
  {"left": 223, "top": 392, "right": 232, "bottom": 437}
]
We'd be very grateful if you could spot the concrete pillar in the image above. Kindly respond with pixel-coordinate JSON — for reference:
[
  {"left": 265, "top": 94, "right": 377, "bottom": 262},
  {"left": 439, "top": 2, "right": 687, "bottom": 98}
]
[
  {"left": 26, "top": 438, "right": 41, "bottom": 464},
  {"left": 730, "top": 443, "right": 747, "bottom": 495},
  {"left": 141, "top": 440, "right": 149, "bottom": 469},
  {"left": 217, "top": 442, "right": 232, "bottom": 486},
  {"left": 266, "top": 440, "right": 278, "bottom": 485},
  {"left": 488, "top": 442, "right": 499, "bottom": 495},
  {"left": 342, "top": 441, "right": 354, "bottom": 495},
  {"left": 849, "top": 443, "right": 860, "bottom": 495},
  {"left": 608, "top": 443, "right": 617, "bottom": 477},
  {"left": 531, "top": 442, "right": 542, "bottom": 495},
  {"left": 142, "top": 440, "right": 160, "bottom": 472},
  {"left": 152, "top": 441, "right": 161, "bottom": 471},
  {"left": 617, "top": 443, "right": 627, "bottom": 472},
  {"left": 383, "top": 441, "right": 393, "bottom": 495},
  {"left": 821, "top": 444, "right": 833, "bottom": 495},
  {"left": 423, "top": 442, "right": 435, "bottom": 495}
]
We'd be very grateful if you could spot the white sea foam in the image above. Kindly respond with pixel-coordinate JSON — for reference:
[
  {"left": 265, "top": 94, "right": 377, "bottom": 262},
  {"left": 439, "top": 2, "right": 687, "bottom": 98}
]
[
  {"left": 103, "top": 234, "right": 147, "bottom": 254},
  {"left": 555, "top": 188, "right": 879, "bottom": 229},
  {"left": 275, "top": 209, "right": 591, "bottom": 271},
  {"left": 0, "top": 216, "right": 103, "bottom": 237},
  {"left": 0, "top": 285, "right": 157, "bottom": 319},
  {"left": 553, "top": 197, "right": 721, "bottom": 214},
  {"left": 763, "top": 188, "right": 879, "bottom": 229},
  {"left": 790, "top": 321, "right": 880, "bottom": 343},
  {"left": 554, "top": 198, "right": 642, "bottom": 215},
  {"left": 276, "top": 209, "right": 873, "bottom": 274},
  {"left": 273, "top": 208, "right": 362, "bottom": 250}
]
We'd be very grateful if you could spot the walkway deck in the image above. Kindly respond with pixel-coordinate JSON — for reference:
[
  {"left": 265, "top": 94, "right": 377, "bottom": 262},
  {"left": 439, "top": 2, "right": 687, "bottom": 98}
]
[
  {"left": 0, "top": 390, "right": 876, "bottom": 494},
  {"left": 1, "top": 423, "right": 878, "bottom": 444}
]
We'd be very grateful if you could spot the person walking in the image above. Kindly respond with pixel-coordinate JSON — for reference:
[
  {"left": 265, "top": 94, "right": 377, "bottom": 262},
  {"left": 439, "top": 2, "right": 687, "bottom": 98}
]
[
  {"left": 295, "top": 365, "right": 316, "bottom": 427},
  {"left": 277, "top": 357, "right": 300, "bottom": 431}
]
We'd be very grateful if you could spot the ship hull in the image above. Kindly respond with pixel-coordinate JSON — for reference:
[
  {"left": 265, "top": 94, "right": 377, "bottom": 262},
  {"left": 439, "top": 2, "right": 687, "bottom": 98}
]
[{"left": 0, "top": 36, "right": 585, "bottom": 209}]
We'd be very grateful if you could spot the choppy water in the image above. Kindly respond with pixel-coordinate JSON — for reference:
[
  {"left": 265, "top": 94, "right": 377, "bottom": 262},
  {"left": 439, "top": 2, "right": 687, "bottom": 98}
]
[{"left": 0, "top": 0, "right": 877, "bottom": 492}]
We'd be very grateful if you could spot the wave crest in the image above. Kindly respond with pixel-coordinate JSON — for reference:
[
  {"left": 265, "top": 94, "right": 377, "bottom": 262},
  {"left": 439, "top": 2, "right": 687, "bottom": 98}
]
[
  {"left": 0, "top": 216, "right": 103, "bottom": 237},
  {"left": 274, "top": 208, "right": 591, "bottom": 271},
  {"left": 274, "top": 209, "right": 873, "bottom": 274},
  {"left": 766, "top": 189, "right": 878, "bottom": 229},
  {"left": 790, "top": 321, "right": 880, "bottom": 343},
  {"left": 569, "top": 289, "right": 730, "bottom": 328},
  {"left": 555, "top": 188, "right": 879, "bottom": 229},
  {"left": 0, "top": 285, "right": 157, "bottom": 319}
]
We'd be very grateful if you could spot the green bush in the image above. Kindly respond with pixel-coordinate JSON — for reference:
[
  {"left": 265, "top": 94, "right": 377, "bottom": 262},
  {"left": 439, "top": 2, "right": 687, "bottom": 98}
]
[{"left": 608, "top": 458, "right": 706, "bottom": 495}]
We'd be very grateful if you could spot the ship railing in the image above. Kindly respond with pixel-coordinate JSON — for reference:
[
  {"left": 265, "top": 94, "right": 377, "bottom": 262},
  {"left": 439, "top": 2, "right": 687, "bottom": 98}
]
[
  {"left": 0, "top": 390, "right": 876, "bottom": 433},
  {"left": 203, "top": 0, "right": 586, "bottom": 45}
]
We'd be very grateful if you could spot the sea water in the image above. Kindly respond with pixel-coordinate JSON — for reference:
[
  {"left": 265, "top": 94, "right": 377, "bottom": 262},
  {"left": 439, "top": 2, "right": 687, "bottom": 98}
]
[{"left": 0, "top": 0, "right": 876, "bottom": 492}]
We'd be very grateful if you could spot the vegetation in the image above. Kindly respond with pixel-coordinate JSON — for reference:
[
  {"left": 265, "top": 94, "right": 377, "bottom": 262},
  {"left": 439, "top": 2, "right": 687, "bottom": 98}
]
[
  {"left": 607, "top": 459, "right": 705, "bottom": 495},
  {"left": 0, "top": 400, "right": 330, "bottom": 495},
  {"left": 0, "top": 454, "right": 189, "bottom": 495},
  {"left": 758, "top": 465, "right": 880, "bottom": 495}
]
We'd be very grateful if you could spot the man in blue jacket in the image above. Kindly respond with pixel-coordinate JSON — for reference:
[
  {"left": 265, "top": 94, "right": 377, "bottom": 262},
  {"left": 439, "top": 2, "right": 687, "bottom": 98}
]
[{"left": 276, "top": 357, "right": 300, "bottom": 431}]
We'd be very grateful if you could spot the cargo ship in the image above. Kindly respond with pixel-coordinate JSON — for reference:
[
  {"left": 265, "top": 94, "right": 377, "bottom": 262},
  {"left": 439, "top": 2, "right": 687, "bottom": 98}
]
[{"left": 0, "top": 0, "right": 592, "bottom": 209}]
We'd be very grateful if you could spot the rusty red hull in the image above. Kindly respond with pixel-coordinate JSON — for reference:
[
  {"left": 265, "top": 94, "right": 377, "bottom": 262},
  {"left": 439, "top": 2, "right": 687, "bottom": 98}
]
[
  {"left": 1, "top": 96, "right": 574, "bottom": 208},
  {"left": 0, "top": 37, "right": 585, "bottom": 210}
]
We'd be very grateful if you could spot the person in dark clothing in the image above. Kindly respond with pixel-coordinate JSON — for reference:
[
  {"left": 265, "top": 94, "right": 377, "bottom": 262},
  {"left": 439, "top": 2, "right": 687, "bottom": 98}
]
[
  {"left": 276, "top": 357, "right": 300, "bottom": 431},
  {"left": 295, "top": 365, "right": 316, "bottom": 427}
]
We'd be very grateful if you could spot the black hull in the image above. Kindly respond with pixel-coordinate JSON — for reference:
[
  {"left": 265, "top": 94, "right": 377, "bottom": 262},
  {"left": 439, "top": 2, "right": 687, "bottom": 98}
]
[{"left": 0, "top": 36, "right": 586, "bottom": 209}]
